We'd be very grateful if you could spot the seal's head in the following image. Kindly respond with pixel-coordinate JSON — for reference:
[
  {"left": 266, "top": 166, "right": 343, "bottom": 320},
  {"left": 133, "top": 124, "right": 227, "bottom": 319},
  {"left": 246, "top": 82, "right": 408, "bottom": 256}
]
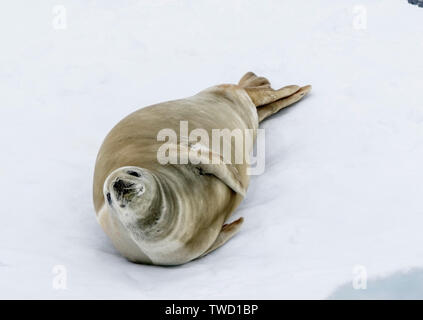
[{"left": 103, "top": 166, "right": 161, "bottom": 233}]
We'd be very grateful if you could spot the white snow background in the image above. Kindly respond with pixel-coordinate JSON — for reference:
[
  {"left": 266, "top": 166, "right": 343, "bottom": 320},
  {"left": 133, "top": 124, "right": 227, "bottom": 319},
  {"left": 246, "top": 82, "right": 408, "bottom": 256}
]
[{"left": 1, "top": 0, "right": 423, "bottom": 299}]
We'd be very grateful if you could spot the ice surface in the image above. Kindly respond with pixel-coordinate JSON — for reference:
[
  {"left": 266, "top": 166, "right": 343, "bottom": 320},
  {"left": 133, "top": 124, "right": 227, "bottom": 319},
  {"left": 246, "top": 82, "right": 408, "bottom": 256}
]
[
  {"left": 329, "top": 268, "right": 423, "bottom": 299},
  {"left": 1, "top": 0, "right": 423, "bottom": 299}
]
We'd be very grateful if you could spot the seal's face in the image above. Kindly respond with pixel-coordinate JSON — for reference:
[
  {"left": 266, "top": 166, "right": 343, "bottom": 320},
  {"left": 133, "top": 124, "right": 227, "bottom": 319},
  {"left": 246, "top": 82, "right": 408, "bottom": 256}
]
[{"left": 103, "top": 166, "right": 158, "bottom": 231}]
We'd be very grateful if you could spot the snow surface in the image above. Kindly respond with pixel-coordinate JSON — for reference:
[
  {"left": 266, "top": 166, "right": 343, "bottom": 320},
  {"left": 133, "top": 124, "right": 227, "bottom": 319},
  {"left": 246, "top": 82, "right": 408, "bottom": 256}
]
[{"left": 1, "top": 0, "right": 423, "bottom": 299}]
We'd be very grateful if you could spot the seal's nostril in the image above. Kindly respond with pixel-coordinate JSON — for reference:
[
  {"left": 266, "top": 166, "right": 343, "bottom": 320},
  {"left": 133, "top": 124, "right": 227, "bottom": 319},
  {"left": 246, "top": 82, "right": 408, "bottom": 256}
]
[
  {"left": 113, "top": 179, "right": 125, "bottom": 192},
  {"left": 106, "top": 192, "right": 112, "bottom": 205},
  {"left": 113, "top": 179, "right": 135, "bottom": 195},
  {"left": 127, "top": 170, "right": 141, "bottom": 177}
]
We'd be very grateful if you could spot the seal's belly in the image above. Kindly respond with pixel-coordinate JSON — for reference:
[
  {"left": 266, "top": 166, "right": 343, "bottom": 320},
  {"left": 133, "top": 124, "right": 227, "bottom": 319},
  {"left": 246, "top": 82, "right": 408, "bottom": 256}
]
[{"left": 93, "top": 85, "right": 257, "bottom": 265}]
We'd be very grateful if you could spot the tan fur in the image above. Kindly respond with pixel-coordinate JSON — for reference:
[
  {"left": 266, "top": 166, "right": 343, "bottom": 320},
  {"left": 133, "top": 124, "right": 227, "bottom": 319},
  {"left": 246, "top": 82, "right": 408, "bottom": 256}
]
[{"left": 93, "top": 72, "right": 311, "bottom": 265}]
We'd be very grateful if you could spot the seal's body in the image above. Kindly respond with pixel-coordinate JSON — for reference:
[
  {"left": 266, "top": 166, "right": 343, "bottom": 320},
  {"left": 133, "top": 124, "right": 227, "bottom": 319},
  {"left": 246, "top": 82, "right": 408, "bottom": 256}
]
[{"left": 93, "top": 73, "right": 311, "bottom": 265}]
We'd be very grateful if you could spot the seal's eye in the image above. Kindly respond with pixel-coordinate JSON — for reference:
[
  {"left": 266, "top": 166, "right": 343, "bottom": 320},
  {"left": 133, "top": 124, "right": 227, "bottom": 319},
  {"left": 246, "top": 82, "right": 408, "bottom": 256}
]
[
  {"left": 106, "top": 192, "right": 112, "bottom": 205},
  {"left": 127, "top": 170, "right": 141, "bottom": 177}
]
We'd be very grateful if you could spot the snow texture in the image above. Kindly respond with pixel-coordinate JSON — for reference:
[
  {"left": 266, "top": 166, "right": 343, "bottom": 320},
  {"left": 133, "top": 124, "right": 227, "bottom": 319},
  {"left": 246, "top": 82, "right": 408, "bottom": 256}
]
[{"left": 1, "top": 0, "right": 423, "bottom": 299}]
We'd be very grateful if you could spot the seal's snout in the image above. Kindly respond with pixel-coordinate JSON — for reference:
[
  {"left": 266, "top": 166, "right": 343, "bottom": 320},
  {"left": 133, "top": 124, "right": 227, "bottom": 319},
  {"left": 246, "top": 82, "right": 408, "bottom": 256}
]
[
  {"left": 110, "top": 176, "right": 146, "bottom": 209},
  {"left": 113, "top": 179, "right": 135, "bottom": 195},
  {"left": 103, "top": 166, "right": 149, "bottom": 211}
]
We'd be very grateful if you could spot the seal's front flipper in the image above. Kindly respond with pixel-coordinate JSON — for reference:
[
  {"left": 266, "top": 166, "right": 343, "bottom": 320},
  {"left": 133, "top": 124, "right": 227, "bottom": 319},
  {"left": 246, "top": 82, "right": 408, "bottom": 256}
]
[
  {"left": 161, "top": 143, "right": 247, "bottom": 196},
  {"left": 200, "top": 217, "right": 244, "bottom": 257},
  {"left": 195, "top": 161, "right": 246, "bottom": 197}
]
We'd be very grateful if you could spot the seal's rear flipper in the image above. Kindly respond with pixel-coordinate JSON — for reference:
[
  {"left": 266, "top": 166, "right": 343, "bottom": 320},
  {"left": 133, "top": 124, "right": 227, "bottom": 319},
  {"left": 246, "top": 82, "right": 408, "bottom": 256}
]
[
  {"left": 238, "top": 71, "right": 311, "bottom": 122},
  {"left": 239, "top": 71, "right": 301, "bottom": 106},
  {"left": 239, "top": 71, "right": 271, "bottom": 89},
  {"left": 257, "top": 85, "right": 312, "bottom": 122},
  {"left": 200, "top": 217, "right": 244, "bottom": 257}
]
